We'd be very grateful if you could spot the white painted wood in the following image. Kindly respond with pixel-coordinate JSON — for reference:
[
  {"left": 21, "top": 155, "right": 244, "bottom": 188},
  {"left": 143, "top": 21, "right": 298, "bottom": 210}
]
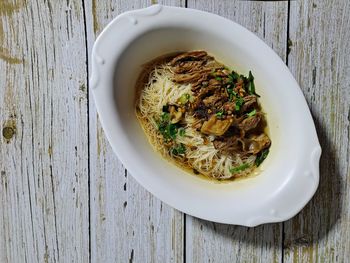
[
  {"left": 84, "top": 1, "right": 185, "bottom": 262},
  {"left": 283, "top": 0, "right": 350, "bottom": 262},
  {"left": 1, "top": 1, "right": 349, "bottom": 262},
  {"left": 185, "top": 1, "right": 288, "bottom": 262},
  {"left": 0, "top": 1, "right": 89, "bottom": 262}
]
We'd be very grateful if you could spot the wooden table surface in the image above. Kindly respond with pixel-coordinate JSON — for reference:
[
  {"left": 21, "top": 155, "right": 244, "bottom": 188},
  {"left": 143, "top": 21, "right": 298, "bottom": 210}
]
[{"left": 1, "top": 0, "right": 349, "bottom": 262}]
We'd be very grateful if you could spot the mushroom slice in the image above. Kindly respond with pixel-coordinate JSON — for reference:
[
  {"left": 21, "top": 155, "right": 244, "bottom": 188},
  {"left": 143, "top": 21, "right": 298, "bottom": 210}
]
[{"left": 201, "top": 115, "right": 232, "bottom": 136}]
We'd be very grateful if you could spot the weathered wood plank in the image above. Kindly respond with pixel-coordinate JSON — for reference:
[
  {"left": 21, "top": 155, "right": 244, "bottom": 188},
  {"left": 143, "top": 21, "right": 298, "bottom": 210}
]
[
  {"left": 283, "top": 1, "right": 350, "bottom": 262},
  {"left": 0, "top": 1, "right": 89, "bottom": 262},
  {"left": 84, "top": 1, "right": 185, "bottom": 262},
  {"left": 185, "top": 1, "right": 288, "bottom": 262}
]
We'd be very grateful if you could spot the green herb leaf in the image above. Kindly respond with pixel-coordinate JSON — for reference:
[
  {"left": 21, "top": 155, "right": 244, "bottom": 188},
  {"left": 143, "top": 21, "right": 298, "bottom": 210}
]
[
  {"left": 229, "top": 163, "right": 250, "bottom": 174},
  {"left": 161, "top": 112, "right": 170, "bottom": 122},
  {"left": 167, "top": 123, "right": 178, "bottom": 140},
  {"left": 216, "top": 110, "right": 224, "bottom": 118},
  {"left": 158, "top": 123, "right": 166, "bottom": 133},
  {"left": 240, "top": 74, "right": 248, "bottom": 82},
  {"left": 158, "top": 112, "right": 178, "bottom": 140},
  {"left": 228, "top": 71, "right": 239, "bottom": 83},
  {"left": 255, "top": 149, "right": 269, "bottom": 167},
  {"left": 229, "top": 93, "right": 234, "bottom": 102},
  {"left": 247, "top": 71, "right": 260, "bottom": 96},
  {"left": 171, "top": 144, "right": 186, "bottom": 155},
  {"left": 178, "top": 128, "right": 185, "bottom": 137},
  {"left": 247, "top": 109, "right": 257, "bottom": 117},
  {"left": 215, "top": 76, "right": 222, "bottom": 81}
]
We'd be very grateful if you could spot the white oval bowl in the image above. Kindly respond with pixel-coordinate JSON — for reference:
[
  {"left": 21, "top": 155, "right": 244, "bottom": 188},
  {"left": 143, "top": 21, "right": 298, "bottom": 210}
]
[{"left": 90, "top": 5, "right": 321, "bottom": 226}]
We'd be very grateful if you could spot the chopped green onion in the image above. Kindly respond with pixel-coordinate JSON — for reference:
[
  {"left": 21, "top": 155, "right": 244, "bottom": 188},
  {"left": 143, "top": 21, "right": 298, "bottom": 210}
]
[
  {"left": 235, "top": 97, "right": 244, "bottom": 111},
  {"left": 227, "top": 88, "right": 238, "bottom": 102},
  {"left": 216, "top": 110, "right": 224, "bottom": 118},
  {"left": 179, "top": 93, "right": 190, "bottom": 104},
  {"left": 229, "top": 163, "right": 250, "bottom": 174},
  {"left": 215, "top": 76, "right": 222, "bottom": 81},
  {"left": 247, "top": 109, "right": 257, "bottom": 117},
  {"left": 255, "top": 149, "right": 269, "bottom": 167}
]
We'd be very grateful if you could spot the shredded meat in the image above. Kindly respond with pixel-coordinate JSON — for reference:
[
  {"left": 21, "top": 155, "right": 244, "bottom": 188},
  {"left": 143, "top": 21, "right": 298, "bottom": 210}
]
[
  {"left": 223, "top": 102, "right": 236, "bottom": 112},
  {"left": 205, "top": 60, "right": 226, "bottom": 70},
  {"left": 203, "top": 92, "right": 222, "bottom": 107},
  {"left": 241, "top": 95, "right": 258, "bottom": 112},
  {"left": 169, "top": 51, "right": 208, "bottom": 66},
  {"left": 213, "top": 136, "right": 242, "bottom": 155},
  {"left": 170, "top": 52, "right": 223, "bottom": 90},
  {"left": 193, "top": 103, "right": 210, "bottom": 119},
  {"left": 173, "top": 72, "right": 202, "bottom": 84},
  {"left": 238, "top": 114, "right": 262, "bottom": 136}
]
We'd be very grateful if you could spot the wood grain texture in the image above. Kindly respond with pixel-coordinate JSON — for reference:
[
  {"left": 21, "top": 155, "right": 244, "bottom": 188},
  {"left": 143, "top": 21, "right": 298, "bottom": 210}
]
[
  {"left": 1, "top": 0, "right": 349, "bottom": 262},
  {"left": 0, "top": 0, "right": 89, "bottom": 262},
  {"left": 283, "top": 0, "right": 350, "bottom": 262},
  {"left": 84, "top": 1, "right": 185, "bottom": 262},
  {"left": 185, "top": 1, "right": 288, "bottom": 262}
]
